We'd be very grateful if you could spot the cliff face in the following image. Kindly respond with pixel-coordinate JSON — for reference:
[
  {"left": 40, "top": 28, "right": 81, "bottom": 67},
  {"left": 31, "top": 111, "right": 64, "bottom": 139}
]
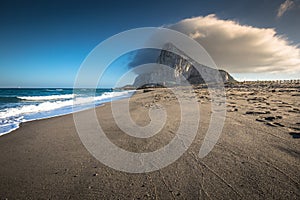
[{"left": 133, "top": 43, "right": 235, "bottom": 87}]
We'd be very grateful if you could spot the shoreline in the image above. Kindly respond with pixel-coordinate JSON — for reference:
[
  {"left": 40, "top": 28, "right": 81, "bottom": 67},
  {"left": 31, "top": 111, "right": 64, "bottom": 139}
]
[
  {"left": 0, "top": 103, "right": 106, "bottom": 137},
  {"left": 0, "top": 86, "right": 299, "bottom": 199},
  {"left": 0, "top": 90, "right": 136, "bottom": 137}
]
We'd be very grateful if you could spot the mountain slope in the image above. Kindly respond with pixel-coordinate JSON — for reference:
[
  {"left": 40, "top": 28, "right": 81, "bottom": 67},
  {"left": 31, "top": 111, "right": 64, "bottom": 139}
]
[{"left": 133, "top": 43, "right": 236, "bottom": 87}]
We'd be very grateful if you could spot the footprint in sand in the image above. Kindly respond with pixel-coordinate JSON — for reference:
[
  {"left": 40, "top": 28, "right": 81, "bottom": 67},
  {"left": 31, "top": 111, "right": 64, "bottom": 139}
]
[{"left": 289, "top": 132, "right": 300, "bottom": 139}]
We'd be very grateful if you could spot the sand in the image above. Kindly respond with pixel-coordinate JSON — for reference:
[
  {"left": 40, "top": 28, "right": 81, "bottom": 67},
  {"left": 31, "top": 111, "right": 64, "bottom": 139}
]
[{"left": 0, "top": 82, "right": 299, "bottom": 199}]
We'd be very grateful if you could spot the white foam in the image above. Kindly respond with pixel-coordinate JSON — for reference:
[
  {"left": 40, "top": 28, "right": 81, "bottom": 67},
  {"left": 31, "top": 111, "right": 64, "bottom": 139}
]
[
  {"left": 2, "top": 91, "right": 134, "bottom": 119},
  {"left": 18, "top": 94, "right": 74, "bottom": 101},
  {"left": 0, "top": 100, "right": 73, "bottom": 119},
  {"left": 97, "top": 91, "right": 133, "bottom": 99},
  {"left": 0, "top": 123, "right": 20, "bottom": 136},
  {"left": 74, "top": 90, "right": 134, "bottom": 105},
  {"left": 0, "top": 90, "right": 135, "bottom": 135}
]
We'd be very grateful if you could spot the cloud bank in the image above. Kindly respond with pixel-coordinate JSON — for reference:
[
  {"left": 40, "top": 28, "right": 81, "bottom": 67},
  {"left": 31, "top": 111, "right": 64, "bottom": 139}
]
[
  {"left": 277, "top": 0, "right": 295, "bottom": 18},
  {"left": 169, "top": 14, "right": 300, "bottom": 73}
]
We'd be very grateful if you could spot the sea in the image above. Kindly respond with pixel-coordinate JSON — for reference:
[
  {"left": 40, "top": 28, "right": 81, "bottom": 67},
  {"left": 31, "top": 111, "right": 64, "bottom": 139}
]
[{"left": 0, "top": 88, "right": 134, "bottom": 136}]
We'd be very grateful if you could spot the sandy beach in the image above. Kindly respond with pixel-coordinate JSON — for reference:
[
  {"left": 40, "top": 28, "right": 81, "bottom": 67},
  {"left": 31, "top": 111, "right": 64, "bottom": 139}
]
[{"left": 0, "top": 83, "right": 299, "bottom": 199}]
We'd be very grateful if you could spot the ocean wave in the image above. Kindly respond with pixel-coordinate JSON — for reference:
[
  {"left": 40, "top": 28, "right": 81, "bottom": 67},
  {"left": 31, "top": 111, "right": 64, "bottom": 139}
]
[
  {"left": 1, "top": 91, "right": 134, "bottom": 119},
  {"left": 46, "top": 89, "right": 63, "bottom": 91},
  {"left": 74, "top": 90, "right": 134, "bottom": 104},
  {"left": 99, "top": 90, "right": 134, "bottom": 99},
  {"left": 0, "top": 100, "right": 74, "bottom": 119},
  {"left": 18, "top": 94, "right": 75, "bottom": 101},
  {"left": 0, "top": 90, "right": 135, "bottom": 136},
  {"left": 0, "top": 122, "right": 20, "bottom": 136}
]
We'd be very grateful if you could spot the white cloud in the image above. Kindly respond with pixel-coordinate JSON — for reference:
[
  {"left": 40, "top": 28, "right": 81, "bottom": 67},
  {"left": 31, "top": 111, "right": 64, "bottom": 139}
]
[
  {"left": 277, "top": 0, "right": 295, "bottom": 18},
  {"left": 168, "top": 14, "right": 300, "bottom": 73}
]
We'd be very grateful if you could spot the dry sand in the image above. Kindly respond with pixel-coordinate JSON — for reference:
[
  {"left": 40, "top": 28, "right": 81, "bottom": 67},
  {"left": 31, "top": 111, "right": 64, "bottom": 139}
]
[{"left": 0, "top": 83, "right": 299, "bottom": 199}]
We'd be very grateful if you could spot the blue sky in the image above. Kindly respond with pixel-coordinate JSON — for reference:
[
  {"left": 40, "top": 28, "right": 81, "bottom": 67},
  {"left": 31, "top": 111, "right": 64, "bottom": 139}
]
[{"left": 0, "top": 0, "right": 299, "bottom": 87}]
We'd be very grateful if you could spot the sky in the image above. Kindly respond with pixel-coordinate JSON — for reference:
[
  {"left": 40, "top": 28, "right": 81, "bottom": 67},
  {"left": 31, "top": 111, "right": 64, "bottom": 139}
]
[{"left": 0, "top": 0, "right": 300, "bottom": 88}]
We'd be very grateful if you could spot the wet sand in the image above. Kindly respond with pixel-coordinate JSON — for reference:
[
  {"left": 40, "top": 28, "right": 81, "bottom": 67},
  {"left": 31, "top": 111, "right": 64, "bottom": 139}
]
[{"left": 0, "top": 83, "right": 299, "bottom": 199}]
